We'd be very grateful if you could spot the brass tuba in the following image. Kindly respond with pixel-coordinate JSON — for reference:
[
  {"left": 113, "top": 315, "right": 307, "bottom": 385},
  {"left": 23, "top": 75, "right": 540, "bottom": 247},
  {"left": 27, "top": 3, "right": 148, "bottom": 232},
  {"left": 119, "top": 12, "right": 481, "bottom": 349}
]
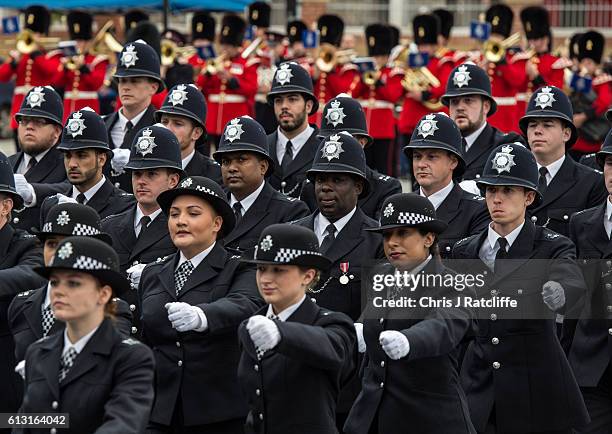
[{"left": 483, "top": 32, "right": 522, "bottom": 63}]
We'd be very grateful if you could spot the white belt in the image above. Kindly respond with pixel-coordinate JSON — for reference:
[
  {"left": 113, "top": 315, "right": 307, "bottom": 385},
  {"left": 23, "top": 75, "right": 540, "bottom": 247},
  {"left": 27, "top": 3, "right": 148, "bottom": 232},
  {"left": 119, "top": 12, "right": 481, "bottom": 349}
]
[
  {"left": 494, "top": 96, "right": 516, "bottom": 106},
  {"left": 67, "top": 91, "right": 98, "bottom": 99},
  {"left": 359, "top": 99, "right": 395, "bottom": 110},
  {"left": 515, "top": 93, "right": 528, "bottom": 102},
  {"left": 255, "top": 93, "right": 267, "bottom": 103},
  {"left": 14, "top": 85, "right": 32, "bottom": 95},
  {"left": 208, "top": 94, "right": 247, "bottom": 103}
]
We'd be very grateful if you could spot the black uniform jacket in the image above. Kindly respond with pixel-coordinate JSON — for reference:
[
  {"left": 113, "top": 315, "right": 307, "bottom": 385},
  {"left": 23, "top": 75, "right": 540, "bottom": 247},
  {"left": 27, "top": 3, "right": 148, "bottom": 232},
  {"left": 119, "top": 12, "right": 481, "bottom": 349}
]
[
  {"left": 138, "top": 243, "right": 262, "bottom": 426},
  {"left": 184, "top": 150, "right": 223, "bottom": 185},
  {"left": 8, "top": 285, "right": 133, "bottom": 361},
  {"left": 299, "top": 167, "right": 403, "bottom": 221},
  {"left": 238, "top": 299, "right": 356, "bottom": 434},
  {"left": 104, "top": 105, "right": 157, "bottom": 192},
  {"left": 224, "top": 182, "right": 310, "bottom": 252},
  {"left": 0, "top": 223, "right": 45, "bottom": 416},
  {"left": 568, "top": 203, "right": 612, "bottom": 388},
  {"left": 9, "top": 146, "right": 68, "bottom": 232},
  {"left": 40, "top": 178, "right": 134, "bottom": 227},
  {"left": 451, "top": 220, "right": 590, "bottom": 432},
  {"left": 344, "top": 259, "right": 476, "bottom": 434},
  {"left": 292, "top": 209, "right": 384, "bottom": 320},
  {"left": 267, "top": 126, "right": 321, "bottom": 198},
  {"left": 16, "top": 318, "right": 154, "bottom": 434},
  {"left": 528, "top": 155, "right": 606, "bottom": 237}
]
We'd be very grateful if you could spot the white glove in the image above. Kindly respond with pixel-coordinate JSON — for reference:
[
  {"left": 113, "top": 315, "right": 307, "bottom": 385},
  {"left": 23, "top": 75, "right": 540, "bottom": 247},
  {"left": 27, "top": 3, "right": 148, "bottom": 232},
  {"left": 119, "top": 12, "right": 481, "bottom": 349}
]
[
  {"left": 111, "top": 148, "right": 131, "bottom": 175},
  {"left": 56, "top": 193, "right": 77, "bottom": 205},
  {"left": 542, "top": 280, "right": 566, "bottom": 311},
  {"left": 13, "top": 174, "right": 34, "bottom": 205},
  {"left": 14, "top": 359, "right": 25, "bottom": 380},
  {"left": 246, "top": 315, "right": 281, "bottom": 353},
  {"left": 379, "top": 330, "right": 410, "bottom": 360},
  {"left": 127, "top": 263, "right": 147, "bottom": 290},
  {"left": 459, "top": 179, "right": 480, "bottom": 196},
  {"left": 355, "top": 323, "right": 366, "bottom": 353},
  {"left": 165, "top": 302, "right": 204, "bottom": 332}
]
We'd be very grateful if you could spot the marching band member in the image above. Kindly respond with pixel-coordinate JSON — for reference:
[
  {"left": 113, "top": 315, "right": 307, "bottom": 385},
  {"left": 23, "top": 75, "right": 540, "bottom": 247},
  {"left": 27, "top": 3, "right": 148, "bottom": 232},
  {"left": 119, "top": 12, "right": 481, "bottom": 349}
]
[
  {"left": 285, "top": 20, "right": 308, "bottom": 62},
  {"left": 16, "top": 236, "right": 155, "bottom": 434},
  {"left": 237, "top": 223, "right": 356, "bottom": 434},
  {"left": 161, "top": 29, "right": 195, "bottom": 90},
  {"left": 187, "top": 11, "right": 216, "bottom": 78},
  {"left": 123, "top": 9, "right": 149, "bottom": 35},
  {"left": 345, "top": 193, "right": 476, "bottom": 434},
  {"left": 197, "top": 14, "right": 258, "bottom": 149}
]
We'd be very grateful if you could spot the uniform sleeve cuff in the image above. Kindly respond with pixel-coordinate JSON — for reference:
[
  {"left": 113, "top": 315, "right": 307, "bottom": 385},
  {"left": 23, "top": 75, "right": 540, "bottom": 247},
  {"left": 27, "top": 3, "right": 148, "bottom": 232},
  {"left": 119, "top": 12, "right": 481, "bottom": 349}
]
[{"left": 194, "top": 307, "right": 208, "bottom": 332}]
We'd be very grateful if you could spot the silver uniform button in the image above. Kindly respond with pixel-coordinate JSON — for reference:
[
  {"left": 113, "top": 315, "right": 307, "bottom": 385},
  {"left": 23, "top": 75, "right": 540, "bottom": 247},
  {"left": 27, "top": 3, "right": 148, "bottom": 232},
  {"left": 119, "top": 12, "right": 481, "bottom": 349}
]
[
  {"left": 607, "top": 260, "right": 612, "bottom": 267},
  {"left": 379, "top": 318, "right": 384, "bottom": 324},
  {"left": 607, "top": 306, "right": 612, "bottom": 313},
  {"left": 492, "top": 361, "right": 501, "bottom": 369},
  {"left": 51, "top": 401, "right": 58, "bottom": 409},
  {"left": 176, "top": 341, "right": 181, "bottom": 347},
  {"left": 490, "top": 290, "right": 498, "bottom": 296},
  {"left": 563, "top": 215, "right": 568, "bottom": 220},
  {"left": 531, "top": 216, "right": 537, "bottom": 222},
  {"left": 606, "top": 284, "right": 612, "bottom": 290},
  {"left": 129, "top": 304, "right": 136, "bottom": 311},
  {"left": 380, "top": 361, "right": 385, "bottom": 368},
  {"left": 115, "top": 182, "right": 121, "bottom": 188},
  {"left": 608, "top": 328, "right": 612, "bottom": 335},
  {"left": 259, "top": 413, "right": 264, "bottom": 421},
  {"left": 50, "top": 429, "right": 57, "bottom": 434},
  {"left": 492, "top": 337, "right": 499, "bottom": 345},
  {"left": 280, "top": 181, "right": 287, "bottom": 187},
  {"left": 475, "top": 174, "right": 481, "bottom": 179},
  {"left": 131, "top": 326, "right": 137, "bottom": 334},
  {"left": 178, "top": 360, "right": 183, "bottom": 367},
  {"left": 380, "top": 382, "right": 384, "bottom": 388},
  {"left": 254, "top": 364, "right": 259, "bottom": 371},
  {"left": 445, "top": 246, "right": 451, "bottom": 252},
  {"left": 13, "top": 217, "right": 19, "bottom": 224},
  {"left": 490, "top": 313, "right": 497, "bottom": 321},
  {"left": 256, "top": 389, "right": 261, "bottom": 396},
  {"left": 311, "top": 298, "right": 317, "bottom": 303}
]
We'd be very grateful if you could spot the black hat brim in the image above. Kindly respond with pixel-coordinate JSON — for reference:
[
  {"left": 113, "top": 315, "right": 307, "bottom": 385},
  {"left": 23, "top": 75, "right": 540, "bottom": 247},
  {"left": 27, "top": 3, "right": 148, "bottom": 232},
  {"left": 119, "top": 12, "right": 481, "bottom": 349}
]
[
  {"left": 266, "top": 88, "right": 319, "bottom": 115},
  {"left": 0, "top": 187, "right": 24, "bottom": 210},
  {"left": 606, "top": 109, "right": 612, "bottom": 122},
  {"left": 476, "top": 176, "right": 543, "bottom": 207},
  {"left": 33, "top": 266, "right": 129, "bottom": 295},
  {"left": 154, "top": 108, "right": 206, "bottom": 133},
  {"left": 596, "top": 149, "right": 612, "bottom": 169},
  {"left": 124, "top": 158, "right": 185, "bottom": 174},
  {"left": 212, "top": 145, "right": 275, "bottom": 177},
  {"left": 519, "top": 112, "right": 578, "bottom": 147},
  {"left": 306, "top": 167, "right": 370, "bottom": 198},
  {"left": 403, "top": 141, "right": 466, "bottom": 178},
  {"left": 441, "top": 90, "right": 497, "bottom": 116},
  {"left": 57, "top": 141, "right": 112, "bottom": 154},
  {"left": 113, "top": 70, "right": 165, "bottom": 94},
  {"left": 31, "top": 227, "right": 114, "bottom": 246},
  {"left": 157, "top": 186, "right": 235, "bottom": 237},
  {"left": 14, "top": 110, "right": 63, "bottom": 127},
  {"left": 365, "top": 220, "right": 448, "bottom": 235},
  {"left": 240, "top": 254, "right": 332, "bottom": 271}
]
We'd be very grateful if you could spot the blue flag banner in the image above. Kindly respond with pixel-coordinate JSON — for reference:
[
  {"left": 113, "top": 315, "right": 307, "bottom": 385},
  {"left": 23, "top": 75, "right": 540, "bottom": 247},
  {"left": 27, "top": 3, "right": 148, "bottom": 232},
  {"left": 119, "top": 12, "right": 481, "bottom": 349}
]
[
  {"left": 570, "top": 74, "right": 593, "bottom": 93},
  {"left": 408, "top": 52, "right": 429, "bottom": 68},
  {"left": 302, "top": 30, "right": 319, "bottom": 48},
  {"left": 244, "top": 25, "right": 255, "bottom": 41},
  {"left": 470, "top": 21, "right": 491, "bottom": 41},
  {"left": 197, "top": 44, "right": 216, "bottom": 60},
  {"left": 352, "top": 57, "right": 376, "bottom": 73},
  {"left": 2, "top": 16, "right": 19, "bottom": 35}
]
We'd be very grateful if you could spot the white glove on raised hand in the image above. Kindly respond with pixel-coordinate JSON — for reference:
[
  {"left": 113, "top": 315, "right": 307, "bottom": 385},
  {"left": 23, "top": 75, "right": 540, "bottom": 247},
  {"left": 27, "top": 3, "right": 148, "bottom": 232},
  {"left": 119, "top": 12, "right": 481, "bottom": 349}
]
[
  {"left": 14, "top": 359, "right": 25, "bottom": 380},
  {"left": 165, "top": 302, "right": 204, "bottom": 332},
  {"left": 379, "top": 330, "right": 410, "bottom": 360},
  {"left": 56, "top": 193, "right": 77, "bottom": 205},
  {"left": 246, "top": 315, "right": 281, "bottom": 353},
  {"left": 127, "top": 263, "right": 147, "bottom": 290},
  {"left": 13, "top": 174, "right": 34, "bottom": 205},
  {"left": 111, "top": 148, "right": 131, "bottom": 175},
  {"left": 542, "top": 280, "right": 566, "bottom": 311},
  {"left": 459, "top": 179, "right": 480, "bottom": 196},
  {"left": 355, "top": 323, "right": 366, "bottom": 353}
]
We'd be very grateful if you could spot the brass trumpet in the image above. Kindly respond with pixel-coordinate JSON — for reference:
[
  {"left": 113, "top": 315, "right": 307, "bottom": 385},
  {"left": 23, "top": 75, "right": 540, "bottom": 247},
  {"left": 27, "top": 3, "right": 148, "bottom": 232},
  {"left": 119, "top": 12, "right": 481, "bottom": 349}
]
[
  {"left": 363, "top": 69, "right": 381, "bottom": 86},
  {"left": 161, "top": 40, "right": 197, "bottom": 66},
  {"left": 9, "top": 29, "right": 60, "bottom": 54},
  {"left": 315, "top": 43, "right": 356, "bottom": 73},
  {"left": 483, "top": 32, "right": 522, "bottom": 63},
  {"left": 205, "top": 54, "right": 228, "bottom": 75}
]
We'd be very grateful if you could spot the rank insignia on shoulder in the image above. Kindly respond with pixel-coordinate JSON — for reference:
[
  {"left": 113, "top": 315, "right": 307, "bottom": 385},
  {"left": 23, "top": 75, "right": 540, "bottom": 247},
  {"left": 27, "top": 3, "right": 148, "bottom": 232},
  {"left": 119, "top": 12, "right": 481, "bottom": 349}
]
[
  {"left": 378, "top": 175, "right": 391, "bottom": 181},
  {"left": 230, "top": 255, "right": 241, "bottom": 260},
  {"left": 472, "top": 195, "right": 484, "bottom": 201},
  {"left": 156, "top": 256, "right": 169, "bottom": 263},
  {"left": 286, "top": 196, "right": 297, "bottom": 202},
  {"left": 456, "top": 236, "right": 471, "bottom": 246},
  {"left": 544, "top": 231, "right": 560, "bottom": 240},
  {"left": 122, "top": 338, "right": 141, "bottom": 345},
  {"left": 17, "top": 290, "right": 32, "bottom": 297}
]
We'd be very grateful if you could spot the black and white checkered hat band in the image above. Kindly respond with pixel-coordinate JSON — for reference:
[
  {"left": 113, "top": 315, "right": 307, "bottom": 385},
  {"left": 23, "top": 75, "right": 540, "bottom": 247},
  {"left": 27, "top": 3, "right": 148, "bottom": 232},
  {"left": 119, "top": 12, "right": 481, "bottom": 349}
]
[
  {"left": 272, "top": 248, "right": 323, "bottom": 262},
  {"left": 41, "top": 222, "right": 101, "bottom": 236},
  {"left": 397, "top": 212, "right": 434, "bottom": 225},
  {"left": 73, "top": 255, "right": 111, "bottom": 270},
  {"left": 195, "top": 185, "right": 219, "bottom": 197}
]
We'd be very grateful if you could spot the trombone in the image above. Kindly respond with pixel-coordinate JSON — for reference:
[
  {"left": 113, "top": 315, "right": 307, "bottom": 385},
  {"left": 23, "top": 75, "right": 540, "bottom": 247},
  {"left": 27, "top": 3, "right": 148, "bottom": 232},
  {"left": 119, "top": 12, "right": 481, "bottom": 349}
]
[
  {"left": 161, "top": 40, "right": 197, "bottom": 66},
  {"left": 89, "top": 21, "right": 123, "bottom": 57},
  {"left": 483, "top": 32, "right": 522, "bottom": 63},
  {"left": 315, "top": 43, "right": 356, "bottom": 73},
  {"left": 2, "top": 29, "right": 60, "bottom": 54}
]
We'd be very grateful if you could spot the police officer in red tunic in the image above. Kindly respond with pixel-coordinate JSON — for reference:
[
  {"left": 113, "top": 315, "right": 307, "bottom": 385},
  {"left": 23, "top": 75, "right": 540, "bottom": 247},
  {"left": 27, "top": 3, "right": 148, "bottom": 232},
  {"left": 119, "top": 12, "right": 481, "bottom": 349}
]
[
  {"left": 52, "top": 11, "right": 109, "bottom": 121},
  {"left": 197, "top": 14, "right": 258, "bottom": 150},
  {"left": 355, "top": 24, "right": 404, "bottom": 176},
  {"left": 0, "top": 6, "right": 60, "bottom": 149}
]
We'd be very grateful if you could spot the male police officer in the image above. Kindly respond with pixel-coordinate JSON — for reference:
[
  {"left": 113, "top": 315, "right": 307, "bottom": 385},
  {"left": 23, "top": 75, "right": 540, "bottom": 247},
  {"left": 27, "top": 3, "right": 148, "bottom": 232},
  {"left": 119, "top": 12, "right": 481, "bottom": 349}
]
[
  {"left": 442, "top": 63, "right": 522, "bottom": 181},
  {"left": 266, "top": 62, "right": 322, "bottom": 198},
  {"left": 41, "top": 108, "right": 134, "bottom": 222},
  {"left": 300, "top": 94, "right": 402, "bottom": 219},
  {"left": 105, "top": 40, "right": 164, "bottom": 192},
  {"left": 10, "top": 86, "right": 68, "bottom": 232},
  {"left": 404, "top": 112, "right": 489, "bottom": 257},
  {"left": 452, "top": 143, "right": 589, "bottom": 434},
  {"left": 155, "top": 83, "right": 222, "bottom": 183},
  {"left": 519, "top": 85, "right": 606, "bottom": 237},
  {"left": 213, "top": 116, "right": 309, "bottom": 252}
]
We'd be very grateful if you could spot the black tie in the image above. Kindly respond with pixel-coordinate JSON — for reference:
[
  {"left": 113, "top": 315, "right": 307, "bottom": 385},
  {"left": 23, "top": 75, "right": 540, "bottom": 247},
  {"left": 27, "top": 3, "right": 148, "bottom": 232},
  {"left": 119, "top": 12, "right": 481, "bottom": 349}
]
[
  {"left": 76, "top": 193, "right": 86, "bottom": 204},
  {"left": 320, "top": 223, "right": 336, "bottom": 254},
  {"left": 125, "top": 120, "right": 134, "bottom": 133},
  {"left": 233, "top": 202, "right": 243, "bottom": 224},
  {"left": 26, "top": 156, "right": 37, "bottom": 172},
  {"left": 494, "top": 237, "right": 508, "bottom": 273},
  {"left": 538, "top": 167, "right": 548, "bottom": 195},
  {"left": 137, "top": 215, "right": 151, "bottom": 239},
  {"left": 281, "top": 140, "right": 293, "bottom": 173}
]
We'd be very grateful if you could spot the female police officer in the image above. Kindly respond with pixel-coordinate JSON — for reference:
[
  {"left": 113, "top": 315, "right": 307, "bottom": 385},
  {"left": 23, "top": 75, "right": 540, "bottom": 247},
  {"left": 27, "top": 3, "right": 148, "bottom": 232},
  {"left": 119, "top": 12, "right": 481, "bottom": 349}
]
[
  {"left": 344, "top": 193, "right": 476, "bottom": 434},
  {"left": 17, "top": 236, "right": 155, "bottom": 433},
  {"left": 237, "top": 223, "right": 356, "bottom": 434},
  {"left": 139, "top": 175, "right": 261, "bottom": 433}
]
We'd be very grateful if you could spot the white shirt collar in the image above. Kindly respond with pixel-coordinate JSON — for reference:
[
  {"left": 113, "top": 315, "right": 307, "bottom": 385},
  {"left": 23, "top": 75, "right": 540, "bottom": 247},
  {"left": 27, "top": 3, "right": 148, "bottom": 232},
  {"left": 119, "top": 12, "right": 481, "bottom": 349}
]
[
  {"left": 230, "top": 180, "right": 265, "bottom": 214},
  {"left": 486, "top": 220, "right": 525, "bottom": 250},
  {"left": 181, "top": 150, "right": 196, "bottom": 170},
  {"left": 537, "top": 154, "right": 565, "bottom": 184},
  {"left": 463, "top": 122, "right": 488, "bottom": 152},
  {"left": 419, "top": 181, "right": 454, "bottom": 210},
  {"left": 605, "top": 197, "right": 612, "bottom": 238},
  {"left": 43, "top": 282, "right": 51, "bottom": 309},
  {"left": 314, "top": 207, "right": 357, "bottom": 243},
  {"left": 19, "top": 148, "right": 52, "bottom": 175},
  {"left": 177, "top": 241, "right": 216, "bottom": 270},
  {"left": 606, "top": 197, "right": 612, "bottom": 220},
  {"left": 266, "top": 294, "right": 306, "bottom": 321},
  {"left": 62, "top": 324, "right": 100, "bottom": 357},
  {"left": 72, "top": 175, "right": 106, "bottom": 203},
  {"left": 276, "top": 125, "right": 314, "bottom": 163},
  {"left": 134, "top": 206, "right": 163, "bottom": 232},
  {"left": 118, "top": 107, "right": 147, "bottom": 131}
]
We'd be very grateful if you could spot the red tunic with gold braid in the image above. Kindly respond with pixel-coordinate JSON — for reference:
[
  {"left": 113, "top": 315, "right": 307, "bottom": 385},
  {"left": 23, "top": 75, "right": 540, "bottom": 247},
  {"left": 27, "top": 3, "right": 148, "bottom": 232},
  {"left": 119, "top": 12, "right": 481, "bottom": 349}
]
[
  {"left": 0, "top": 50, "right": 62, "bottom": 129},
  {"left": 572, "top": 73, "right": 612, "bottom": 154},
  {"left": 196, "top": 54, "right": 258, "bottom": 135},
  {"left": 309, "top": 63, "right": 361, "bottom": 126},
  {"left": 51, "top": 53, "right": 109, "bottom": 121}
]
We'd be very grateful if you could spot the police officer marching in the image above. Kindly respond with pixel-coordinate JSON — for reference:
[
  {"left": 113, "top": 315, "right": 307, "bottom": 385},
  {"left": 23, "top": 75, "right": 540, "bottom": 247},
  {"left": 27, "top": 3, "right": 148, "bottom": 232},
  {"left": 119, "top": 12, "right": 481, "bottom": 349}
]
[
  {"left": 213, "top": 115, "right": 309, "bottom": 253},
  {"left": 404, "top": 112, "right": 489, "bottom": 258}
]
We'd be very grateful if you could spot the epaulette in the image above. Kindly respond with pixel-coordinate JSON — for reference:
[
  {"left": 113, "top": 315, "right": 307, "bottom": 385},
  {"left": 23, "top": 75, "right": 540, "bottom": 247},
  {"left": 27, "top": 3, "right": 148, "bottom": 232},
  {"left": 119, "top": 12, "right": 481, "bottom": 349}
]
[
  {"left": 551, "top": 57, "right": 573, "bottom": 70},
  {"left": 389, "top": 67, "right": 405, "bottom": 77},
  {"left": 572, "top": 208, "right": 590, "bottom": 216},
  {"left": 434, "top": 47, "right": 450, "bottom": 58},
  {"left": 378, "top": 174, "right": 391, "bottom": 181},
  {"left": 17, "top": 290, "right": 32, "bottom": 297},
  {"left": 452, "top": 51, "right": 470, "bottom": 63},
  {"left": 120, "top": 192, "right": 134, "bottom": 198},
  {"left": 340, "top": 63, "right": 359, "bottom": 73},
  {"left": 45, "top": 49, "right": 62, "bottom": 58},
  {"left": 455, "top": 235, "right": 476, "bottom": 246},
  {"left": 541, "top": 228, "right": 561, "bottom": 240},
  {"left": 593, "top": 74, "right": 612, "bottom": 86},
  {"left": 111, "top": 297, "right": 121, "bottom": 303},
  {"left": 101, "top": 213, "right": 119, "bottom": 222},
  {"left": 155, "top": 256, "right": 170, "bottom": 263},
  {"left": 21, "top": 233, "right": 36, "bottom": 239},
  {"left": 509, "top": 51, "right": 533, "bottom": 63},
  {"left": 121, "top": 338, "right": 141, "bottom": 346},
  {"left": 90, "top": 54, "right": 109, "bottom": 68},
  {"left": 230, "top": 254, "right": 242, "bottom": 260},
  {"left": 285, "top": 196, "right": 298, "bottom": 202},
  {"left": 438, "top": 56, "right": 455, "bottom": 65},
  {"left": 469, "top": 194, "right": 485, "bottom": 201},
  {"left": 246, "top": 57, "right": 261, "bottom": 67}
]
